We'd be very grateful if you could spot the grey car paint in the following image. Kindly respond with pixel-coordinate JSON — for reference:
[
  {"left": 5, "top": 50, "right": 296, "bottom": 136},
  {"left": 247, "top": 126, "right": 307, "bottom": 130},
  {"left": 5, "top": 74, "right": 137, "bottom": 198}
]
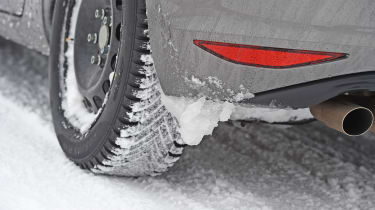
[
  {"left": 146, "top": 0, "right": 375, "bottom": 103},
  {"left": 0, "top": 0, "right": 50, "bottom": 54},
  {"left": 1, "top": 0, "right": 375, "bottom": 107},
  {"left": 0, "top": 0, "right": 25, "bottom": 16}
]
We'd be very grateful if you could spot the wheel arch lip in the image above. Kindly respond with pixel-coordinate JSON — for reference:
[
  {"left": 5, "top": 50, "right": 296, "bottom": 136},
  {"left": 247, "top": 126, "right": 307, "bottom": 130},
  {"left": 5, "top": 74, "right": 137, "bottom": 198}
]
[{"left": 42, "top": 0, "right": 57, "bottom": 44}]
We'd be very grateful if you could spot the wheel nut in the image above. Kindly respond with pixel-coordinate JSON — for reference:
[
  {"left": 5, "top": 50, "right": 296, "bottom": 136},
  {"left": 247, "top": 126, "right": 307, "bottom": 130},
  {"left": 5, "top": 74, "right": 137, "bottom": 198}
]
[
  {"left": 100, "top": 9, "right": 106, "bottom": 19},
  {"left": 97, "top": 56, "right": 102, "bottom": 66},
  {"left": 90, "top": 55, "right": 97, "bottom": 64},
  {"left": 103, "top": 16, "right": 108, "bottom": 25},
  {"left": 95, "top": 9, "right": 100, "bottom": 18},
  {"left": 92, "top": 33, "right": 98, "bottom": 44},
  {"left": 87, "top": 33, "right": 92, "bottom": 42},
  {"left": 88, "top": 33, "right": 97, "bottom": 43},
  {"left": 95, "top": 9, "right": 106, "bottom": 19},
  {"left": 91, "top": 55, "right": 102, "bottom": 66}
]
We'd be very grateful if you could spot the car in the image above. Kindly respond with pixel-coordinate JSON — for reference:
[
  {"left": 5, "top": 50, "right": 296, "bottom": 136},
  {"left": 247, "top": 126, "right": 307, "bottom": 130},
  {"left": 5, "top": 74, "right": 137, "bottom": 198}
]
[{"left": 1, "top": 0, "right": 375, "bottom": 177}]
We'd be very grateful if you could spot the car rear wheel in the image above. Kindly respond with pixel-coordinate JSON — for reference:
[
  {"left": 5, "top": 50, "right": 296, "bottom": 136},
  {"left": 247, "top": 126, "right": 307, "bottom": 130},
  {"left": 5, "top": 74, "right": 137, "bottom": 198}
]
[{"left": 49, "top": 0, "right": 185, "bottom": 176}]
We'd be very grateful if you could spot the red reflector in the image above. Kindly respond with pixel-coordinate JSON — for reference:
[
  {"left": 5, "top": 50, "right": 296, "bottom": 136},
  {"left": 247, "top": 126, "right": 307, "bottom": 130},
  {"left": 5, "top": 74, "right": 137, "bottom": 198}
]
[{"left": 193, "top": 40, "right": 348, "bottom": 69}]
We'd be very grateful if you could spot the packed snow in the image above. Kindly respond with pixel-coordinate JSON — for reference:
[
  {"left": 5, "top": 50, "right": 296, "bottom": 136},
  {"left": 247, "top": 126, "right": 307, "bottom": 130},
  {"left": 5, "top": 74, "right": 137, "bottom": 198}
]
[
  {"left": 231, "top": 106, "right": 313, "bottom": 123},
  {"left": 61, "top": 0, "right": 99, "bottom": 133},
  {"left": 162, "top": 95, "right": 312, "bottom": 145},
  {"left": 162, "top": 95, "right": 235, "bottom": 145},
  {"left": 2, "top": 37, "right": 375, "bottom": 210}
]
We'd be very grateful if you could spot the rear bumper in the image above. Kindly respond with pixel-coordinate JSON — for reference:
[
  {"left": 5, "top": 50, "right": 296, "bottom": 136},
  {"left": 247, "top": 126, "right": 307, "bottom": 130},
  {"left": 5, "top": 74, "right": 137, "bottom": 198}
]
[
  {"left": 246, "top": 71, "right": 375, "bottom": 108},
  {"left": 147, "top": 0, "right": 375, "bottom": 107}
]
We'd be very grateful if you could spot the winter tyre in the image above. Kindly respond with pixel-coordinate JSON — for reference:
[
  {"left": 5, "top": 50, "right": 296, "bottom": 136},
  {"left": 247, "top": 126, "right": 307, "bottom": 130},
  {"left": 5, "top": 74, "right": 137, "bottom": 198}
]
[{"left": 49, "top": 0, "right": 185, "bottom": 176}]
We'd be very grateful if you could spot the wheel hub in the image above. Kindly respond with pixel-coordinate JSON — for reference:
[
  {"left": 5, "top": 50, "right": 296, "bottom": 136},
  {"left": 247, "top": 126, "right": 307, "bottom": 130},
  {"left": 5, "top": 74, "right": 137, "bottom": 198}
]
[
  {"left": 98, "top": 25, "right": 110, "bottom": 52},
  {"left": 73, "top": 0, "right": 122, "bottom": 113}
]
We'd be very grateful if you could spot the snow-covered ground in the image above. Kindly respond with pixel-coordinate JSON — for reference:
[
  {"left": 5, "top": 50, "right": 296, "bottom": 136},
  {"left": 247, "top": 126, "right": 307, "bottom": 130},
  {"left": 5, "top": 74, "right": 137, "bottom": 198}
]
[{"left": 1, "top": 38, "right": 375, "bottom": 210}]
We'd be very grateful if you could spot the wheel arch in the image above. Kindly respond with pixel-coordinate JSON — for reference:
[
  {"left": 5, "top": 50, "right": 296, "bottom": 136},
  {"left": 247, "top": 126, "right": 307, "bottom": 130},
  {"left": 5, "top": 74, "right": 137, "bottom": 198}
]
[{"left": 42, "top": 0, "right": 56, "bottom": 44}]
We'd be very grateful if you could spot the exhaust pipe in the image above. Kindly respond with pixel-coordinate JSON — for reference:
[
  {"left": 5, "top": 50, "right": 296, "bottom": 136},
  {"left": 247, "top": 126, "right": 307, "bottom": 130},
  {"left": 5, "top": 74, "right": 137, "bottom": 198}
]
[{"left": 310, "top": 98, "right": 374, "bottom": 136}]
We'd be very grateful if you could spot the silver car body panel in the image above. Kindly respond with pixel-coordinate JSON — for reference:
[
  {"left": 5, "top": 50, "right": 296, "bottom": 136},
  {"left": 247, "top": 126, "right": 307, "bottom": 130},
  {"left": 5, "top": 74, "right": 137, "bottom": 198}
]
[
  {"left": 0, "top": 0, "right": 50, "bottom": 54},
  {"left": 1, "top": 0, "right": 375, "bottom": 107},
  {"left": 0, "top": 0, "right": 25, "bottom": 16},
  {"left": 146, "top": 0, "right": 375, "bottom": 104}
]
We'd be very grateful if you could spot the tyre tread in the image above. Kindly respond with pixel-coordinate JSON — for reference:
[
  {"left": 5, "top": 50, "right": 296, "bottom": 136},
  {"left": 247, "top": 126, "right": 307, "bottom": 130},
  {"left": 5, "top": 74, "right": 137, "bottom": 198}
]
[{"left": 79, "top": 0, "right": 184, "bottom": 176}]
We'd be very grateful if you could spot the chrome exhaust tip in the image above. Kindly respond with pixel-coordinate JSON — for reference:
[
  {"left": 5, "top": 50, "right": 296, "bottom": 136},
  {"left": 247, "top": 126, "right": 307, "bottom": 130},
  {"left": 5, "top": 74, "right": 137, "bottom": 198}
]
[{"left": 310, "top": 98, "right": 374, "bottom": 136}]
